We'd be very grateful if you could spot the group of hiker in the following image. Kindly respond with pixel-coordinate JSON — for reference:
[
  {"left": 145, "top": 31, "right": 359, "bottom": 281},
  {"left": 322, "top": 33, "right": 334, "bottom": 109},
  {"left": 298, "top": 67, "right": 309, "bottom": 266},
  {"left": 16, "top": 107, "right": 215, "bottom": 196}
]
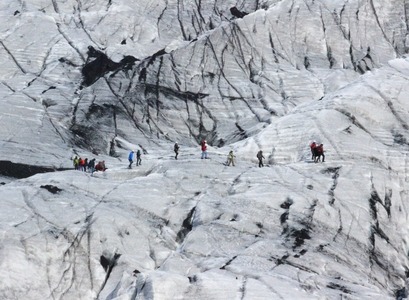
[
  {"left": 213, "top": 140, "right": 324, "bottom": 166},
  {"left": 223, "top": 143, "right": 324, "bottom": 166},
  {"left": 309, "top": 141, "right": 325, "bottom": 162},
  {"left": 128, "top": 149, "right": 142, "bottom": 168},
  {"left": 224, "top": 149, "right": 265, "bottom": 167},
  {"left": 185, "top": 140, "right": 266, "bottom": 167},
  {"left": 177, "top": 139, "right": 267, "bottom": 168},
  {"left": 190, "top": 139, "right": 324, "bottom": 166},
  {"left": 74, "top": 140, "right": 324, "bottom": 173},
  {"left": 72, "top": 156, "right": 106, "bottom": 174}
]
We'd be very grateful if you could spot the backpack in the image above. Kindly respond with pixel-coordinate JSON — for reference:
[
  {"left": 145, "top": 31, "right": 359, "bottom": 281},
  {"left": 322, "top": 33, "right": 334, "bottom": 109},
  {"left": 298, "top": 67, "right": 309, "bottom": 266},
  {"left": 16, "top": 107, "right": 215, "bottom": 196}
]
[{"left": 136, "top": 150, "right": 141, "bottom": 157}]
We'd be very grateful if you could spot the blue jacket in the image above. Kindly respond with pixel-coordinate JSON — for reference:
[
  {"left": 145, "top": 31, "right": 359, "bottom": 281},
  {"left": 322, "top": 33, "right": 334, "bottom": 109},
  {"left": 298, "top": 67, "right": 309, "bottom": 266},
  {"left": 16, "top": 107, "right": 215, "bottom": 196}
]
[{"left": 128, "top": 151, "right": 134, "bottom": 160}]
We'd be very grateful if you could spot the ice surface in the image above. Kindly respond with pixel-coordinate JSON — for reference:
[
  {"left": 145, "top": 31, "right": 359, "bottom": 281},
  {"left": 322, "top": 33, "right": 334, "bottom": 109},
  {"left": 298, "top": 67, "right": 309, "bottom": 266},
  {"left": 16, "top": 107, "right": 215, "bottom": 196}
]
[{"left": 1, "top": 0, "right": 409, "bottom": 299}]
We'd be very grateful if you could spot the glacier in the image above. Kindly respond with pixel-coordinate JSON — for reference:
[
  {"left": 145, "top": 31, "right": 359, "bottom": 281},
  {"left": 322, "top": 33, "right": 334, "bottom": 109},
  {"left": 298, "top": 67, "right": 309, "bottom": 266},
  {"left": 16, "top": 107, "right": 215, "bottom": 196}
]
[{"left": 1, "top": 0, "right": 409, "bottom": 299}]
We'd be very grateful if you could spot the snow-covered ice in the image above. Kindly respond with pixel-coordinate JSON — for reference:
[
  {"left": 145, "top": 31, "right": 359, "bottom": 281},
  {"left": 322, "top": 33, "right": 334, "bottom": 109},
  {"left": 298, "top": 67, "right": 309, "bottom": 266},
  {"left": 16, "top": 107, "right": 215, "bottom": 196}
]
[{"left": 1, "top": 0, "right": 409, "bottom": 299}]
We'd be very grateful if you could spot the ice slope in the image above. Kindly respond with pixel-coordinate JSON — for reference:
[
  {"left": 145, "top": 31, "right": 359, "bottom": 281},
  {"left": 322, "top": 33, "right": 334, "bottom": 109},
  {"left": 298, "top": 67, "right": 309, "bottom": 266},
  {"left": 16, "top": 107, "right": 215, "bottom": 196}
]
[
  {"left": 1, "top": 143, "right": 407, "bottom": 299},
  {"left": 0, "top": 0, "right": 408, "bottom": 168}
]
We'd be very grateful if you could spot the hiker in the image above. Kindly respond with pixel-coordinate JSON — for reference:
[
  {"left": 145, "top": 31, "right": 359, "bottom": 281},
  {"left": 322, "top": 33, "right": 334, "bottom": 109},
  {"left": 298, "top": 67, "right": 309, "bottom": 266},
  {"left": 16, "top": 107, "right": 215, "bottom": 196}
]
[
  {"left": 88, "top": 158, "right": 96, "bottom": 174},
  {"left": 95, "top": 161, "right": 107, "bottom": 171},
  {"left": 136, "top": 149, "right": 142, "bottom": 166},
  {"left": 83, "top": 158, "right": 88, "bottom": 172},
  {"left": 174, "top": 142, "right": 179, "bottom": 160},
  {"left": 257, "top": 150, "right": 264, "bottom": 168},
  {"left": 314, "top": 144, "right": 325, "bottom": 162},
  {"left": 78, "top": 157, "right": 85, "bottom": 171},
  {"left": 201, "top": 140, "right": 208, "bottom": 159},
  {"left": 128, "top": 150, "right": 134, "bottom": 169},
  {"left": 73, "top": 156, "right": 79, "bottom": 170},
  {"left": 226, "top": 150, "right": 235, "bottom": 166},
  {"left": 310, "top": 141, "right": 317, "bottom": 160}
]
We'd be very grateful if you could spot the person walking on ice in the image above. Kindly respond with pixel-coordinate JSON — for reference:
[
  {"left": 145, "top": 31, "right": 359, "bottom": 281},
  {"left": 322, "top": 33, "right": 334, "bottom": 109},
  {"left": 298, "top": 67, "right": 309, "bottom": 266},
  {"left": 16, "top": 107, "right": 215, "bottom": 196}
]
[
  {"left": 201, "top": 140, "right": 208, "bottom": 159},
  {"left": 136, "top": 149, "right": 142, "bottom": 166},
  {"left": 226, "top": 150, "right": 235, "bottom": 166},
  {"left": 128, "top": 150, "right": 134, "bottom": 169},
  {"left": 88, "top": 158, "right": 96, "bottom": 174},
  {"left": 257, "top": 150, "right": 265, "bottom": 167},
  {"left": 314, "top": 143, "right": 325, "bottom": 162},
  {"left": 174, "top": 142, "right": 179, "bottom": 160},
  {"left": 310, "top": 141, "right": 317, "bottom": 160},
  {"left": 73, "top": 156, "right": 79, "bottom": 170}
]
